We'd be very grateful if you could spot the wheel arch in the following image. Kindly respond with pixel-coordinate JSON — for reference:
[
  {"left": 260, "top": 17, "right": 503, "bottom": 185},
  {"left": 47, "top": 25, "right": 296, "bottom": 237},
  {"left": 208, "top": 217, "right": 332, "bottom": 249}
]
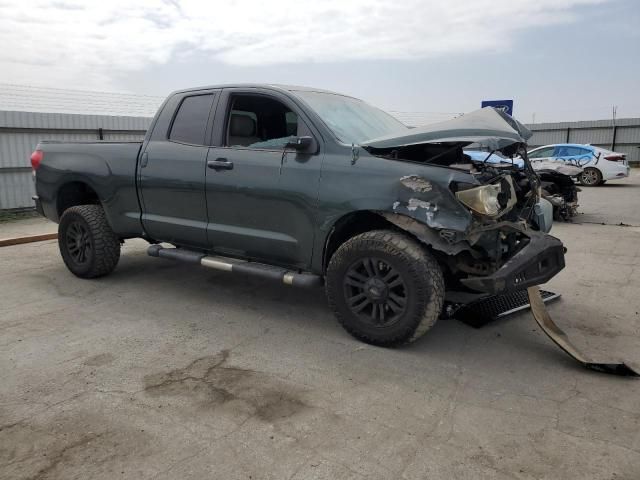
[
  {"left": 56, "top": 181, "right": 101, "bottom": 218},
  {"left": 322, "top": 211, "right": 391, "bottom": 273},
  {"left": 321, "top": 210, "right": 463, "bottom": 273}
]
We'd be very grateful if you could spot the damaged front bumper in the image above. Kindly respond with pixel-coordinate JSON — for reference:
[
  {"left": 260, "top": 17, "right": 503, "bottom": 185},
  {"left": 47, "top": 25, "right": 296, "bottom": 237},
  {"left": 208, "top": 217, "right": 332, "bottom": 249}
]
[{"left": 460, "top": 230, "right": 565, "bottom": 295}]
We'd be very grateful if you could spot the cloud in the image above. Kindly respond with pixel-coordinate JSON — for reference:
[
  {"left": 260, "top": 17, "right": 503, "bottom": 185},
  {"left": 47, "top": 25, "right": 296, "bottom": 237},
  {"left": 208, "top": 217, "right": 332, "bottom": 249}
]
[{"left": 0, "top": 0, "right": 607, "bottom": 89}]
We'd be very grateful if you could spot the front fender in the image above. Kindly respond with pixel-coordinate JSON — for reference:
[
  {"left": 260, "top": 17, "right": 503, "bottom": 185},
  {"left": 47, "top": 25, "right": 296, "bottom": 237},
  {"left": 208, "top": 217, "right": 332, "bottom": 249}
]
[
  {"left": 390, "top": 175, "right": 473, "bottom": 232},
  {"left": 377, "top": 212, "right": 472, "bottom": 256}
]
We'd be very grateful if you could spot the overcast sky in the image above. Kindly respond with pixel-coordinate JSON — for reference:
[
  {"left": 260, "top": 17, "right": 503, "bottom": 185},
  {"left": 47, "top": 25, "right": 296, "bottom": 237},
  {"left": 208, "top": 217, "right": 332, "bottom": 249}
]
[{"left": 1, "top": 0, "right": 639, "bottom": 122}]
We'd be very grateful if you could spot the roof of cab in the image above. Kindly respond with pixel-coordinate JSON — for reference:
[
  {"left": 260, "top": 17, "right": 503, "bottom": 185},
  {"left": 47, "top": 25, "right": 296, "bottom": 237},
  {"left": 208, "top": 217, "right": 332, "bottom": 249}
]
[{"left": 169, "top": 83, "right": 357, "bottom": 99}]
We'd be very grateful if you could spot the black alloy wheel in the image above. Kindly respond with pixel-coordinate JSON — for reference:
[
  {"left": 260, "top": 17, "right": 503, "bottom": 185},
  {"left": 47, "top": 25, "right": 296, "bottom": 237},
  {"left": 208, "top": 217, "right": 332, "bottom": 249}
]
[
  {"left": 343, "top": 256, "right": 408, "bottom": 327},
  {"left": 65, "top": 219, "right": 92, "bottom": 266}
]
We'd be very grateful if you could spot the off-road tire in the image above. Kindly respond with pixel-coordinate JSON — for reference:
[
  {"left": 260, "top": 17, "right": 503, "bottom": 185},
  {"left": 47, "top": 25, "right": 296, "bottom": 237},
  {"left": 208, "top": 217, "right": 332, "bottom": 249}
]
[
  {"left": 58, "top": 205, "right": 120, "bottom": 278},
  {"left": 326, "top": 230, "right": 444, "bottom": 347},
  {"left": 579, "top": 167, "right": 603, "bottom": 186}
]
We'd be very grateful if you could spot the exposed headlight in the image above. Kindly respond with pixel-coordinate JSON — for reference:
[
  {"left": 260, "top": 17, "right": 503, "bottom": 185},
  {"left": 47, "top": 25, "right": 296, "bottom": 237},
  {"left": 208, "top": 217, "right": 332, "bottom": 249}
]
[
  {"left": 455, "top": 176, "right": 517, "bottom": 217},
  {"left": 455, "top": 184, "right": 502, "bottom": 216}
]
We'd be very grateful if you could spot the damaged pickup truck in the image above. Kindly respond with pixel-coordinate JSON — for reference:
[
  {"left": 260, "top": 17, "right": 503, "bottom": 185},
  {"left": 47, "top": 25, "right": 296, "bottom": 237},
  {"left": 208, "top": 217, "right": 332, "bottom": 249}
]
[{"left": 31, "top": 84, "right": 637, "bottom": 374}]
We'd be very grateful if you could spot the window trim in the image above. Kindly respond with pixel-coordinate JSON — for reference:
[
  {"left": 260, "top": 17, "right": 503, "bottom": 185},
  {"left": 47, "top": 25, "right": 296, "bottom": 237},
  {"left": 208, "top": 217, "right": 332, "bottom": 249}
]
[{"left": 166, "top": 92, "right": 218, "bottom": 147}]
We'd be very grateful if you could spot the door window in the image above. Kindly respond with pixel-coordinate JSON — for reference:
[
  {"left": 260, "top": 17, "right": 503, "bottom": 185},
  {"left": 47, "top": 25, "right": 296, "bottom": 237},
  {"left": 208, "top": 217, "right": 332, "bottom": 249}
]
[
  {"left": 576, "top": 147, "right": 592, "bottom": 156},
  {"left": 555, "top": 146, "right": 585, "bottom": 157},
  {"left": 528, "top": 147, "right": 554, "bottom": 158},
  {"left": 225, "top": 95, "right": 302, "bottom": 149},
  {"left": 169, "top": 94, "right": 214, "bottom": 145}
]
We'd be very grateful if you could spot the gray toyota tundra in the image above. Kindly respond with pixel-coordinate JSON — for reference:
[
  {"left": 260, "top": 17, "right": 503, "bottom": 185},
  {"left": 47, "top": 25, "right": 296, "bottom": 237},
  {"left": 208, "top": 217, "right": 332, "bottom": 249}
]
[{"left": 31, "top": 84, "right": 565, "bottom": 347}]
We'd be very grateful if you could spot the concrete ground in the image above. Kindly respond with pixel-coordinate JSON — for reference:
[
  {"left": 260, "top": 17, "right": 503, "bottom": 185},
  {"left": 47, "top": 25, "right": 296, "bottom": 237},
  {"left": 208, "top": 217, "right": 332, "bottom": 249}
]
[
  {"left": 1, "top": 172, "right": 639, "bottom": 480},
  {"left": 0, "top": 212, "right": 56, "bottom": 240}
]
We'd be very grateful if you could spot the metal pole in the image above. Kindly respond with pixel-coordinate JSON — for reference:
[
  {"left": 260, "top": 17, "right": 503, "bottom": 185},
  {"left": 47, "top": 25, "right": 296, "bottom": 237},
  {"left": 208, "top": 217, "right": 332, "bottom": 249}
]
[
  {"left": 611, "top": 106, "right": 617, "bottom": 150},
  {"left": 612, "top": 125, "right": 617, "bottom": 152}
]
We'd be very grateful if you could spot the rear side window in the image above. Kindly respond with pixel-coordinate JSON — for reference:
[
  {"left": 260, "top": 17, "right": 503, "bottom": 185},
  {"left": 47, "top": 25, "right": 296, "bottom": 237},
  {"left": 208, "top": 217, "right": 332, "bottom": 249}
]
[
  {"left": 555, "top": 146, "right": 582, "bottom": 157},
  {"left": 169, "top": 94, "right": 214, "bottom": 145}
]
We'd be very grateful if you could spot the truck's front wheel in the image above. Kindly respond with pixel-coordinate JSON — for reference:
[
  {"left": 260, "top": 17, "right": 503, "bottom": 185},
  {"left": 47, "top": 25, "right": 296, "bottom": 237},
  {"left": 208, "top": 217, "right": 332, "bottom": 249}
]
[
  {"left": 326, "top": 230, "right": 444, "bottom": 346},
  {"left": 58, "top": 205, "right": 120, "bottom": 278}
]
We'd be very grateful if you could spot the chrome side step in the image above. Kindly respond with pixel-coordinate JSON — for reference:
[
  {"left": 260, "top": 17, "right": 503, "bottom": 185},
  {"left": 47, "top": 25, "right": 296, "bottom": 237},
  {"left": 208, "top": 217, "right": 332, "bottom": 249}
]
[{"left": 147, "top": 245, "right": 323, "bottom": 288}]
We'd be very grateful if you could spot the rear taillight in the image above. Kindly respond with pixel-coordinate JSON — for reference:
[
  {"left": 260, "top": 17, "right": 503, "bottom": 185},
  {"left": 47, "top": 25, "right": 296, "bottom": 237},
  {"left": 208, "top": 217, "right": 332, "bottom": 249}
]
[
  {"left": 30, "top": 149, "right": 43, "bottom": 170},
  {"left": 604, "top": 154, "right": 625, "bottom": 162}
]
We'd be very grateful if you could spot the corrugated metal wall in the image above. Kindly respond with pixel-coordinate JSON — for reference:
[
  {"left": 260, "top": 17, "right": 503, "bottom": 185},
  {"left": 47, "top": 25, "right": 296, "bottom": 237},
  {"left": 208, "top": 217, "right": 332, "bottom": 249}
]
[
  {"left": 527, "top": 118, "right": 640, "bottom": 164},
  {"left": 2, "top": 108, "right": 639, "bottom": 210},
  {"left": 0, "top": 110, "right": 151, "bottom": 209}
]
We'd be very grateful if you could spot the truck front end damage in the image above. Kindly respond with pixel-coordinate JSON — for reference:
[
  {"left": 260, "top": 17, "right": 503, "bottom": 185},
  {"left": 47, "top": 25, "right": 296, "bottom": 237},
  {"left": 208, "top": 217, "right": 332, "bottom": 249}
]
[
  {"left": 364, "top": 108, "right": 638, "bottom": 376},
  {"left": 380, "top": 210, "right": 565, "bottom": 296},
  {"left": 364, "top": 108, "right": 566, "bottom": 296}
]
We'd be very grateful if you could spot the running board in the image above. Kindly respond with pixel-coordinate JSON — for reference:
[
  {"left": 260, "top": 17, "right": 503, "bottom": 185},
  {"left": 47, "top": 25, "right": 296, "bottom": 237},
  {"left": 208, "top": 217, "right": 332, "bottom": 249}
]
[{"left": 147, "top": 245, "right": 323, "bottom": 288}]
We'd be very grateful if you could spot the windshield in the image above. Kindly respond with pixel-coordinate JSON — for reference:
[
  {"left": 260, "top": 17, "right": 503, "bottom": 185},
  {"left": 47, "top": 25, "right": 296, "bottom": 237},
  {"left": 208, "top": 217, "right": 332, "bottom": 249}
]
[{"left": 292, "top": 90, "right": 408, "bottom": 144}]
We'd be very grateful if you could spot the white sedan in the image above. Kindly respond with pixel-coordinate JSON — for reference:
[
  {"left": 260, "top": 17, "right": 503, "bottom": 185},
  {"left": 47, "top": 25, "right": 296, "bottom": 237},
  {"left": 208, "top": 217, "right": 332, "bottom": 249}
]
[{"left": 527, "top": 143, "right": 630, "bottom": 186}]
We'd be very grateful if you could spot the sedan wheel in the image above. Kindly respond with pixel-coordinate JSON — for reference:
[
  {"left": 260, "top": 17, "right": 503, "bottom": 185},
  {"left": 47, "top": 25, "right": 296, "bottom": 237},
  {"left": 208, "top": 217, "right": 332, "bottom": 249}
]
[{"left": 579, "top": 167, "right": 602, "bottom": 186}]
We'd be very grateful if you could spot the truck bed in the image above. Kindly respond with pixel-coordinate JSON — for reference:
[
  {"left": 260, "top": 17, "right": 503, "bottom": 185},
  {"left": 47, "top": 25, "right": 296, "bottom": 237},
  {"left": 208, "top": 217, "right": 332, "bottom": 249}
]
[{"left": 35, "top": 140, "right": 144, "bottom": 236}]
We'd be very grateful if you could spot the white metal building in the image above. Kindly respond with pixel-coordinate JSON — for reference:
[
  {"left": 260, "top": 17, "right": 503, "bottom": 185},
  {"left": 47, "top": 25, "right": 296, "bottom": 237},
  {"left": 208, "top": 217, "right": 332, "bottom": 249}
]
[
  {"left": 0, "top": 85, "right": 160, "bottom": 209},
  {"left": 0, "top": 85, "right": 638, "bottom": 210}
]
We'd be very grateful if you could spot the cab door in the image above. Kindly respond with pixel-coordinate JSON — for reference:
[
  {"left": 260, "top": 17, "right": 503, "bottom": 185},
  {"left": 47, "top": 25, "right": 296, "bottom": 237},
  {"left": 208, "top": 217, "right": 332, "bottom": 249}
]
[
  {"left": 205, "top": 88, "right": 322, "bottom": 269},
  {"left": 139, "top": 90, "right": 219, "bottom": 248}
]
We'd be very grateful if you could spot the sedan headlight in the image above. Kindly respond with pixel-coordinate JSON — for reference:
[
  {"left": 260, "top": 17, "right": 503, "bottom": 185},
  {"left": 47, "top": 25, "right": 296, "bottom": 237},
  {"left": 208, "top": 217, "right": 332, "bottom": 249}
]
[{"left": 455, "top": 176, "right": 517, "bottom": 217}]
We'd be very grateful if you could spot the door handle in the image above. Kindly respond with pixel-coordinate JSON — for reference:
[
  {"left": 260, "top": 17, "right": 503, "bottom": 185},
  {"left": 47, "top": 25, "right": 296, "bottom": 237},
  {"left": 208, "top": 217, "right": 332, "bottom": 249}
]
[
  {"left": 207, "top": 158, "right": 234, "bottom": 170},
  {"left": 140, "top": 152, "right": 149, "bottom": 168}
]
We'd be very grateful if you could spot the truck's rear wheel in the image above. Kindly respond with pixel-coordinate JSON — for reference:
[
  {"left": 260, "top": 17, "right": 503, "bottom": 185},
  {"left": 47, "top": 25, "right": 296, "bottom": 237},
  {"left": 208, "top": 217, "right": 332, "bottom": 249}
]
[
  {"left": 58, "top": 205, "right": 120, "bottom": 278},
  {"left": 326, "top": 230, "right": 444, "bottom": 346}
]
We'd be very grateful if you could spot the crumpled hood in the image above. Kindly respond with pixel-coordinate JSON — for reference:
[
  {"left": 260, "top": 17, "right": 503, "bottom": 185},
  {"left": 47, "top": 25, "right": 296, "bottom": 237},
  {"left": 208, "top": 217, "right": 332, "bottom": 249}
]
[{"left": 362, "top": 107, "right": 532, "bottom": 151}]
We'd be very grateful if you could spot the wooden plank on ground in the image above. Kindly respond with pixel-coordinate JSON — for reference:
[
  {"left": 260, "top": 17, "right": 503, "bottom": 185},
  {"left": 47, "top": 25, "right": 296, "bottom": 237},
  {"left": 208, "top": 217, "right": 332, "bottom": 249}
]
[{"left": 0, "top": 233, "right": 58, "bottom": 247}]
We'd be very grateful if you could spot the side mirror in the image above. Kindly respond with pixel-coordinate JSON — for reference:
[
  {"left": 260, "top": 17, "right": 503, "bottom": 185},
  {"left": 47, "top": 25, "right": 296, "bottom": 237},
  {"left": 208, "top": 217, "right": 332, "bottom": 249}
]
[{"left": 286, "top": 136, "right": 315, "bottom": 153}]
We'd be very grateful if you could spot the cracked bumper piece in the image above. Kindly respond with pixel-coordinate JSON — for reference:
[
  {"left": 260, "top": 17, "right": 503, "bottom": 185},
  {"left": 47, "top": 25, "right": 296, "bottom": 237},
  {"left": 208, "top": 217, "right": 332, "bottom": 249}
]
[
  {"left": 528, "top": 286, "right": 639, "bottom": 376},
  {"left": 460, "top": 231, "right": 565, "bottom": 294}
]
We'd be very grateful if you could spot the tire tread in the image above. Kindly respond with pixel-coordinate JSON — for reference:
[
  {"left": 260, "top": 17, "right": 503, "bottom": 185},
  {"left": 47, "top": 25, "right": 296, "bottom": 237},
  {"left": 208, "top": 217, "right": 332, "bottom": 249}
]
[
  {"left": 59, "top": 205, "right": 120, "bottom": 278},
  {"left": 326, "top": 229, "right": 444, "bottom": 347}
]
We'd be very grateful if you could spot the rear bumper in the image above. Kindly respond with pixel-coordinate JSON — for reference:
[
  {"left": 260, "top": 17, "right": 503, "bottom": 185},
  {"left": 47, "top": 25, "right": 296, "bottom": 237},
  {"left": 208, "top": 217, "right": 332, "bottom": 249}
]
[
  {"left": 603, "top": 165, "right": 630, "bottom": 181},
  {"left": 460, "top": 230, "right": 565, "bottom": 294},
  {"left": 32, "top": 195, "right": 45, "bottom": 216}
]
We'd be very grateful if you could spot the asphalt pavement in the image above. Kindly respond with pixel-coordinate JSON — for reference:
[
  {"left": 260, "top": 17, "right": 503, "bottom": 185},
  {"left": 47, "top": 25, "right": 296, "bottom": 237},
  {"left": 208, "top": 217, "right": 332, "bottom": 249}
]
[{"left": 1, "top": 172, "right": 639, "bottom": 479}]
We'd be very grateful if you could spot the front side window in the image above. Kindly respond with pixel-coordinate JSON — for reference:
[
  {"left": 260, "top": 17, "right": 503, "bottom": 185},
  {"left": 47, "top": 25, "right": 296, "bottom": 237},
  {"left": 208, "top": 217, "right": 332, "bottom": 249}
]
[
  {"left": 169, "top": 94, "right": 214, "bottom": 145},
  {"left": 292, "top": 90, "right": 407, "bottom": 144},
  {"left": 225, "top": 95, "right": 301, "bottom": 149},
  {"left": 528, "top": 147, "right": 554, "bottom": 158}
]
